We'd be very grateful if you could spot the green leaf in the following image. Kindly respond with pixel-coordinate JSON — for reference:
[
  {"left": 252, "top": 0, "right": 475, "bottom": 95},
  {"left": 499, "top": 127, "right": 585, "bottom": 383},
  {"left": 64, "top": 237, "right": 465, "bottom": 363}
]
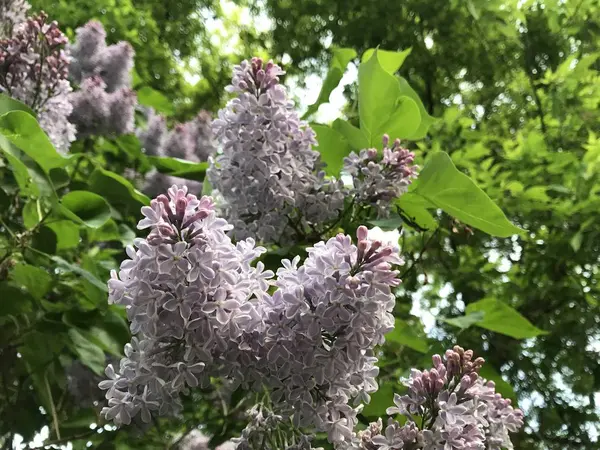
[
  {"left": 88, "top": 219, "right": 120, "bottom": 242},
  {"left": 375, "top": 96, "right": 421, "bottom": 143},
  {"left": 570, "top": 231, "right": 583, "bottom": 252},
  {"left": 358, "top": 50, "right": 402, "bottom": 143},
  {"left": 51, "top": 255, "right": 108, "bottom": 292},
  {"left": 46, "top": 221, "right": 80, "bottom": 250},
  {"left": 332, "top": 119, "right": 369, "bottom": 150},
  {"left": 465, "top": 298, "right": 547, "bottom": 339},
  {"left": 0, "top": 111, "right": 67, "bottom": 174},
  {"left": 31, "top": 226, "right": 57, "bottom": 254},
  {"left": 10, "top": 264, "right": 52, "bottom": 300},
  {"left": 413, "top": 152, "right": 522, "bottom": 237},
  {"left": 441, "top": 311, "right": 485, "bottom": 329},
  {"left": 148, "top": 156, "right": 209, "bottom": 182},
  {"left": 0, "top": 282, "right": 34, "bottom": 316},
  {"left": 312, "top": 124, "right": 351, "bottom": 175},
  {"left": 386, "top": 318, "right": 429, "bottom": 353},
  {"left": 0, "top": 135, "right": 40, "bottom": 196},
  {"left": 358, "top": 50, "right": 421, "bottom": 147},
  {"left": 396, "top": 193, "right": 437, "bottom": 231},
  {"left": 22, "top": 199, "right": 42, "bottom": 229},
  {"left": 118, "top": 224, "right": 136, "bottom": 247},
  {"left": 202, "top": 175, "right": 213, "bottom": 196},
  {"left": 136, "top": 86, "right": 174, "bottom": 116},
  {"left": 68, "top": 329, "right": 106, "bottom": 375},
  {"left": 303, "top": 47, "right": 357, "bottom": 119},
  {"left": 89, "top": 167, "right": 150, "bottom": 215},
  {"left": 60, "top": 191, "right": 111, "bottom": 228},
  {"left": 0, "top": 93, "right": 35, "bottom": 116},
  {"left": 397, "top": 77, "right": 436, "bottom": 139},
  {"left": 362, "top": 48, "right": 412, "bottom": 74},
  {"left": 369, "top": 215, "right": 404, "bottom": 231},
  {"left": 80, "top": 327, "right": 123, "bottom": 356}
]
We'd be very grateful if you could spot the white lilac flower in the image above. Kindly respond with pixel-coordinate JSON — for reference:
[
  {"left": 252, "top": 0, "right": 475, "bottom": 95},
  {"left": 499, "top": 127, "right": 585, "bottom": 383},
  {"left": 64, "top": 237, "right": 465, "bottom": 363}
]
[
  {"left": 348, "top": 346, "right": 524, "bottom": 450},
  {"left": 208, "top": 57, "right": 344, "bottom": 245},
  {"left": 0, "top": 11, "right": 76, "bottom": 153},
  {"left": 344, "top": 135, "right": 417, "bottom": 216}
]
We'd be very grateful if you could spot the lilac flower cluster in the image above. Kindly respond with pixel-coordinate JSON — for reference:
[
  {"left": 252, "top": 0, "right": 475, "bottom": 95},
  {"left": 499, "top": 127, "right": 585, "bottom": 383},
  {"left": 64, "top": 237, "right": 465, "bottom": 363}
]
[
  {"left": 69, "top": 75, "right": 135, "bottom": 136},
  {"left": 100, "top": 186, "right": 271, "bottom": 425},
  {"left": 68, "top": 20, "right": 137, "bottom": 137},
  {"left": 344, "top": 136, "right": 417, "bottom": 216},
  {"left": 0, "top": 0, "right": 30, "bottom": 36},
  {"left": 0, "top": 8, "right": 76, "bottom": 153},
  {"left": 100, "top": 186, "right": 402, "bottom": 448},
  {"left": 208, "top": 57, "right": 344, "bottom": 244},
  {"left": 231, "top": 404, "right": 322, "bottom": 450},
  {"left": 347, "top": 346, "right": 524, "bottom": 450},
  {"left": 137, "top": 108, "right": 216, "bottom": 197}
]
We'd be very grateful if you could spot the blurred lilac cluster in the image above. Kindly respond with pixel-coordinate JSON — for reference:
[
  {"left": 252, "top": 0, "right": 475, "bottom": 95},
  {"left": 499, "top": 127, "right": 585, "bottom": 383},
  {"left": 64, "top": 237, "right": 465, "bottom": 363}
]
[
  {"left": 209, "top": 57, "right": 344, "bottom": 245},
  {"left": 344, "top": 136, "right": 417, "bottom": 217},
  {"left": 0, "top": 0, "right": 30, "bottom": 37},
  {"left": 68, "top": 20, "right": 136, "bottom": 138},
  {"left": 99, "top": 186, "right": 401, "bottom": 448},
  {"left": 352, "top": 346, "right": 524, "bottom": 450},
  {"left": 137, "top": 109, "right": 216, "bottom": 197},
  {"left": 0, "top": 8, "right": 76, "bottom": 153}
]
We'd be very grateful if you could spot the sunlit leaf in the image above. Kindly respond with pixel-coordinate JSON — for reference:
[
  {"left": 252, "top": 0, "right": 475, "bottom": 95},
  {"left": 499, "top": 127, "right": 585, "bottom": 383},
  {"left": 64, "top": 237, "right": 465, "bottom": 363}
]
[{"left": 414, "top": 152, "right": 523, "bottom": 237}]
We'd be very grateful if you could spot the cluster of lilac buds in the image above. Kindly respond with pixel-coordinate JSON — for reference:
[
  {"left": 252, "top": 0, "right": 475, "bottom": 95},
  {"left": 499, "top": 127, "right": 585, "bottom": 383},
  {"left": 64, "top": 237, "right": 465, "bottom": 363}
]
[
  {"left": 137, "top": 108, "right": 216, "bottom": 197},
  {"left": 67, "top": 20, "right": 137, "bottom": 137},
  {"left": 0, "top": 8, "right": 76, "bottom": 152},
  {"left": 100, "top": 186, "right": 403, "bottom": 448},
  {"left": 348, "top": 346, "right": 524, "bottom": 450},
  {"left": 344, "top": 136, "right": 417, "bottom": 216},
  {"left": 209, "top": 57, "right": 344, "bottom": 245}
]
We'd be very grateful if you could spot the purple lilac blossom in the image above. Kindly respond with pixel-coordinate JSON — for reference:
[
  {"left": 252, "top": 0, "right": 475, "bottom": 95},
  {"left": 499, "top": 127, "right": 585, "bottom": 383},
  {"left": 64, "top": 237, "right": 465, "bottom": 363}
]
[
  {"left": 68, "top": 20, "right": 133, "bottom": 92},
  {"left": 0, "top": 0, "right": 30, "bottom": 37},
  {"left": 137, "top": 109, "right": 216, "bottom": 161},
  {"left": 136, "top": 107, "right": 216, "bottom": 198},
  {"left": 0, "top": 10, "right": 76, "bottom": 153},
  {"left": 347, "top": 346, "right": 524, "bottom": 450},
  {"left": 69, "top": 75, "right": 136, "bottom": 136},
  {"left": 100, "top": 187, "right": 403, "bottom": 449},
  {"left": 344, "top": 135, "right": 417, "bottom": 217},
  {"left": 208, "top": 57, "right": 344, "bottom": 245},
  {"left": 67, "top": 20, "right": 136, "bottom": 137}
]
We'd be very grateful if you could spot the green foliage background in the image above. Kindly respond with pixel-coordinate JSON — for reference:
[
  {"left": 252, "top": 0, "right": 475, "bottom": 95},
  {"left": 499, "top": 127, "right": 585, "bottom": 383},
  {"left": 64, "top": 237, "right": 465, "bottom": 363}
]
[{"left": 0, "top": 0, "right": 599, "bottom": 449}]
